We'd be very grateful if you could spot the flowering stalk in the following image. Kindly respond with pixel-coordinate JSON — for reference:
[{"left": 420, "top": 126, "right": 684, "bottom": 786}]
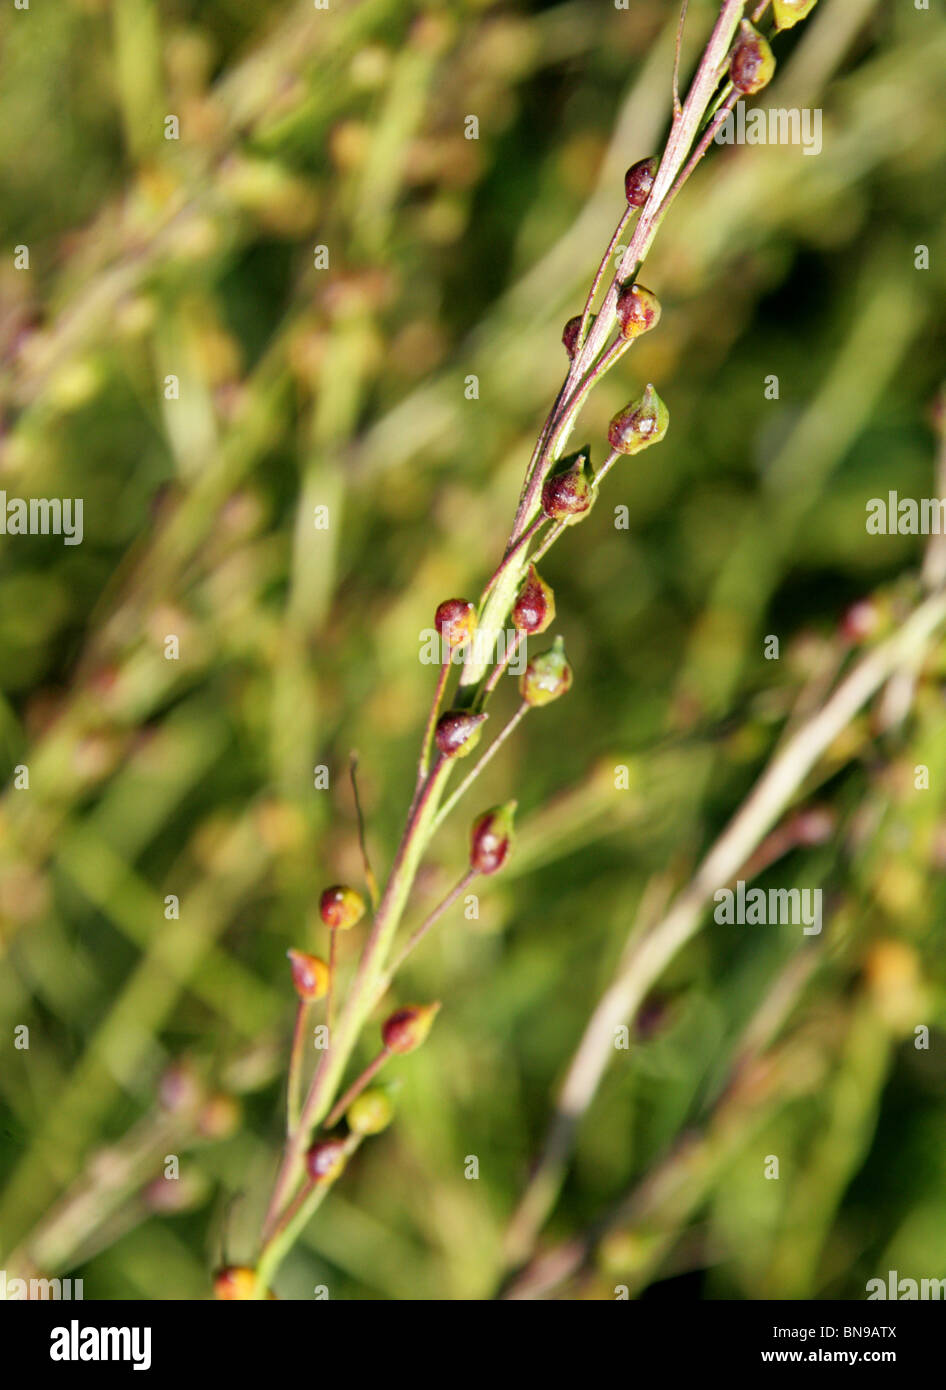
[{"left": 251, "top": 0, "right": 803, "bottom": 1291}]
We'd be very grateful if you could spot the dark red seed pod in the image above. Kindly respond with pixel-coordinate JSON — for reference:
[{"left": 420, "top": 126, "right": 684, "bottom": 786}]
[
  {"left": 615, "top": 283, "right": 661, "bottom": 341},
  {"left": 319, "top": 884, "right": 366, "bottom": 931},
  {"left": 434, "top": 598, "right": 477, "bottom": 650},
  {"left": 624, "top": 156, "right": 658, "bottom": 208},
  {"left": 540, "top": 449, "right": 595, "bottom": 522},
  {"left": 470, "top": 802, "right": 516, "bottom": 875},
  {"left": 434, "top": 709, "right": 488, "bottom": 759},
  {"left": 512, "top": 565, "right": 555, "bottom": 635},
  {"left": 562, "top": 314, "right": 595, "bottom": 360},
  {"left": 729, "top": 20, "right": 775, "bottom": 95},
  {"left": 306, "top": 1137, "right": 349, "bottom": 1185},
  {"left": 382, "top": 1002, "right": 441, "bottom": 1054}
]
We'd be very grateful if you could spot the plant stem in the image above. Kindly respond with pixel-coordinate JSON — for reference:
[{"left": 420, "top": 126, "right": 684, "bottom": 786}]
[
  {"left": 349, "top": 752, "right": 379, "bottom": 908},
  {"left": 327, "top": 930, "right": 340, "bottom": 1036},
  {"left": 480, "top": 631, "right": 525, "bottom": 705},
  {"left": 429, "top": 703, "right": 529, "bottom": 838},
  {"left": 416, "top": 659, "right": 450, "bottom": 792},
  {"left": 380, "top": 867, "right": 479, "bottom": 993},
  {"left": 255, "top": 1134, "right": 364, "bottom": 1297},
  {"left": 286, "top": 1000, "right": 309, "bottom": 1136},
  {"left": 262, "top": 757, "right": 453, "bottom": 1237},
  {"left": 482, "top": 516, "right": 545, "bottom": 603},
  {"left": 324, "top": 1047, "right": 391, "bottom": 1129}
]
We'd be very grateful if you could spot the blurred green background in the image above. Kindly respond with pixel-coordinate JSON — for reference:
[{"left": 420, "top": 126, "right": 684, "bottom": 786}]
[{"left": 1, "top": 0, "right": 945, "bottom": 1300}]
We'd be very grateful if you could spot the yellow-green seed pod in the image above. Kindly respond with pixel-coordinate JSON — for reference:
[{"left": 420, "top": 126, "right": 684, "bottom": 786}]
[
  {"left": 347, "top": 1087, "right": 395, "bottom": 1135},
  {"left": 607, "top": 384, "right": 669, "bottom": 456},
  {"left": 729, "top": 21, "right": 776, "bottom": 95},
  {"left": 772, "top": 0, "right": 818, "bottom": 31},
  {"left": 319, "top": 884, "right": 366, "bottom": 931},
  {"left": 382, "top": 1001, "right": 441, "bottom": 1054},
  {"left": 520, "top": 636, "right": 573, "bottom": 708}
]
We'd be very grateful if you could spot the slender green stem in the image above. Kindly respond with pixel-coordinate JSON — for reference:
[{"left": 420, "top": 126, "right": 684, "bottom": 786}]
[
  {"left": 481, "top": 515, "right": 545, "bottom": 604},
  {"left": 479, "top": 631, "right": 525, "bottom": 706},
  {"left": 350, "top": 752, "right": 379, "bottom": 908},
  {"left": 417, "top": 660, "right": 450, "bottom": 792},
  {"left": 324, "top": 1047, "right": 391, "bottom": 1130},
  {"left": 380, "top": 867, "right": 479, "bottom": 996},
  {"left": 286, "top": 1000, "right": 309, "bottom": 1137},
  {"left": 262, "top": 757, "right": 453, "bottom": 1237},
  {"left": 255, "top": 1134, "right": 364, "bottom": 1297},
  {"left": 430, "top": 703, "right": 529, "bottom": 839},
  {"left": 327, "top": 930, "right": 340, "bottom": 1037},
  {"left": 592, "top": 448, "right": 622, "bottom": 492}
]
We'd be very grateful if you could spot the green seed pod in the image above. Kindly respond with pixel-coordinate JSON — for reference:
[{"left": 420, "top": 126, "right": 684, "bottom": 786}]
[
  {"left": 319, "top": 884, "right": 366, "bottom": 931},
  {"left": 434, "top": 709, "right": 488, "bottom": 758},
  {"left": 541, "top": 448, "right": 595, "bottom": 522},
  {"left": 382, "top": 1002, "right": 441, "bottom": 1054},
  {"left": 729, "top": 20, "right": 776, "bottom": 95},
  {"left": 512, "top": 565, "right": 555, "bottom": 635},
  {"left": 616, "top": 283, "right": 661, "bottom": 341},
  {"left": 624, "top": 157, "right": 658, "bottom": 208},
  {"left": 346, "top": 1086, "right": 395, "bottom": 1135},
  {"left": 772, "top": 0, "right": 818, "bottom": 30},
  {"left": 306, "top": 1137, "right": 349, "bottom": 1185},
  {"left": 470, "top": 801, "right": 517, "bottom": 875},
  {"left": 607, "top": 384, "right": 669, "bottom": 456},
  {"left": 520, "top": 636, "right": 573, "bottom": 708}
]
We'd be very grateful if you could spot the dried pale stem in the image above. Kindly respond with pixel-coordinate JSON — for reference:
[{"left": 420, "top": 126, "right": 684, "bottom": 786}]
[{"left": 503, "top": 584, "right": 946, "bottom": 1268}]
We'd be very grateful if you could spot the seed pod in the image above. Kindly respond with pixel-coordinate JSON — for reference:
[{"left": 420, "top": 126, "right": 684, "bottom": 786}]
[
  {"left": 562, "top": 314, "right": 594, "bottom": 360},
  {"left": 607, "top": 384, "right": 669, "bottom": 456},
  {"left": 382, "top": 1001, "right": 441, "bottom": 1054},
  {"left": 435, "top": 597, "right": 477, "bottom": 651},
  {"left": 319, "top": 884, "right": 366, "bottom": 931},
  {"left": 470, "top": 801, "right": 517, "bottom": 875},
  {"left": 616, "top": 283, "right": 661, "bottom": 341},
  {"left": 512, "top": 565, "right": 555, "bottom": 635},
  {"left": 306, "top": 1137, "right": 349, "bottom": 1185},
  {"left": 729, "top": 20, "right": 776, "bottom": 94},
  {"left": 197, "top": 1093, "right": 241, "bottom": 1140},
  {"left": 158, "top": 1061, "right": 203, "bottom": 1115},
  {"left": 434, "top": 709, "right": 487, "bottom": 758},
  {"left": 287, "top": 949, "right": 330, "bottom": 1002},
  {"left": 772, "top": 0, "right": 817, "bottom": 30},
  {"left": 213, "top": 1267, "right": 267, "bottom": 1300},
  {"left": 520, "top": 636, "right": 573, "bottom": 707},
  {"left": 346, "top": 1086, "right": 395, "bottom": 1135},
  {"left": 624, "top": 156, "right": 658, "bottom": 208},
  {"left": 541, "top": 448, "right": 595, "bottom": 522}
]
